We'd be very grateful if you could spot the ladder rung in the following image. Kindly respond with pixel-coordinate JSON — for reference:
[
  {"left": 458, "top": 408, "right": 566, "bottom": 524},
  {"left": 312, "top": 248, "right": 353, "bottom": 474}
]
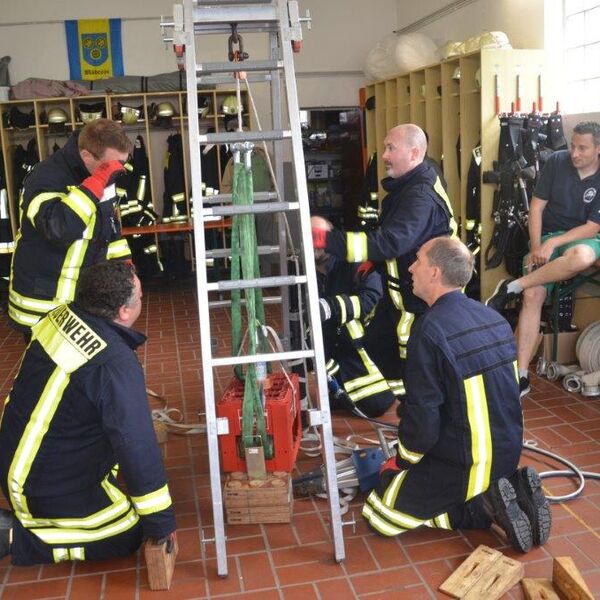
[
  {"left": 209, "top": 296, "right": 282, "bottom": 308},
  {"left": 199, "top": 131, "right": 291, "bottom": 144},
  {"left": 207, "top": 275, "right": 307, "bottom": 292},
  {"left": 211, "top": 349, "right": 315, "bottom": 368},
  {"left": 197, "top": 60, "right": 283, "bottom": 74},
  {"left": 202, "top": 202, "right": 298, "bottom": 217},
  {"left": 202, "top": 191, "right": 278, "bottom": 205},
  {"left": 205, "top": 245, "right": 279, "bottom": 259},
  {"left": 193, "top": 4, "right": 278, "bottom": 24},
  {"left": 197, "top": 73, "right": 272, "bottom": 85}
]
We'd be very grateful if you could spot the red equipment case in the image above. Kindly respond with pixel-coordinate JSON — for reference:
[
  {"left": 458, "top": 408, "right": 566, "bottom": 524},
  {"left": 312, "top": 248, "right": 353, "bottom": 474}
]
[{"left": 217, "top": 372, "right": 301, "bottom": 472}]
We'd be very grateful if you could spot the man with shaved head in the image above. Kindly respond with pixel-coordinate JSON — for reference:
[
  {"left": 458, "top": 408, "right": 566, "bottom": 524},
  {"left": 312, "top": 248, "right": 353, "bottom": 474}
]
[{"left": 312, "top": 124, "right": 457, "bottom": 402}]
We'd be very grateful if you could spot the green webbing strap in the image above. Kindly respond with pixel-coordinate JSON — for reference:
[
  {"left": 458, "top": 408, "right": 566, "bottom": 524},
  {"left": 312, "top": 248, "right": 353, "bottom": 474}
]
[{"left": 230, "top": 162, "right": 272, "bottom": 456}]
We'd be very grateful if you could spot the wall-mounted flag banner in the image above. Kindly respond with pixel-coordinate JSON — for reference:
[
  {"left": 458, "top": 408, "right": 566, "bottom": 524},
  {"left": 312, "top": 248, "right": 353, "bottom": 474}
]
[{"left": 65, "top": 19, "right": 124, "bottom": 81}]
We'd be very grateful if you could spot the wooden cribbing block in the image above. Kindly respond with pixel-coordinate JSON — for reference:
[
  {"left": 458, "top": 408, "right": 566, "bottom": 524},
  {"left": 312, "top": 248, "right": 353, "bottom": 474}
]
[
  {"left": 553, "top": 556, "right": 594, "bottom": 600},
  {"left": 144, "top": 536, "right": 179, "bottom": 591},
  {"left": 439, "top": 545, "right": 523, "bottom": 600},
  {"left": 462, "top": 554, "right": 524, "bottom": 600},
  {"left": 522, "top": 578, "right": 561, "bottom": 600}
]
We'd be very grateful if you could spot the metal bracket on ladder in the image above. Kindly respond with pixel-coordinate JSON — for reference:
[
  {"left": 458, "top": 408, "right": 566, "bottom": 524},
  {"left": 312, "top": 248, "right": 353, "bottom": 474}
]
[{"left": 162, "top": 0, "right": 343, "bottom": 578}]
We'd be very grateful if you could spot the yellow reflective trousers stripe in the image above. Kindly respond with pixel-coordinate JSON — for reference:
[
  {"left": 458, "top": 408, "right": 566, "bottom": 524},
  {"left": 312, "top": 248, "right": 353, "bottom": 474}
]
[{"left": 464, "top": 373, "right": 492, "bottom": 500}]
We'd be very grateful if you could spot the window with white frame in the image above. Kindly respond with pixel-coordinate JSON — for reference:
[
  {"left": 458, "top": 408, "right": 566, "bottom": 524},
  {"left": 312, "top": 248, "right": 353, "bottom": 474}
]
[{"left": 563, "top": 0, "right": 600, "bottom": 113}]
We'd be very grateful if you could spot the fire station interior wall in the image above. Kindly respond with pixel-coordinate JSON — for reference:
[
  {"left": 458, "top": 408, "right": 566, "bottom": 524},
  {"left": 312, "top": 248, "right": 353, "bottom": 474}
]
[{"left": 395, "top": 0, "right": 544, "bottom": 50}]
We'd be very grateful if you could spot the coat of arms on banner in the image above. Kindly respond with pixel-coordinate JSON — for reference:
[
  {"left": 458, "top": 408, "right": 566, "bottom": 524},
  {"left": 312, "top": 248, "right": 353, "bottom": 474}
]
[{"left": 65, "top": 19, "right": 124, "bottom": 81}]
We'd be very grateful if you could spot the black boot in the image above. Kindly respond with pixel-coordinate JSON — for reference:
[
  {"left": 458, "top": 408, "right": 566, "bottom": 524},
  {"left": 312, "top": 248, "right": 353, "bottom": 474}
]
[
  {"left": 509, "top": 466, "right": 552, "bottom": 546},
  {"left": 0, "top": 508, "right": 14, "bottom": 559},
  {"left": 482, "top": 478, "right": 533, "bottom": 553}
]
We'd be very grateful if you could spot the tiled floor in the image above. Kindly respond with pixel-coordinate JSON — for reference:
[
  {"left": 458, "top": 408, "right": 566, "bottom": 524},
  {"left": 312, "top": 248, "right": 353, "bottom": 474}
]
[{"left": 1, "top": 277, "right": 600, "bottom": 599}]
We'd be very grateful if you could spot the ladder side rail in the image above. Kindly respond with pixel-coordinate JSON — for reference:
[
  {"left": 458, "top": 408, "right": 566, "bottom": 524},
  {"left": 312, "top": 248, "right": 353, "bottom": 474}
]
[
  {"left": 276, "top": 0, "right": 345, "bottom": 563},
  {"left": 182, "top": 0, "right": 229, "bottom": 578}
]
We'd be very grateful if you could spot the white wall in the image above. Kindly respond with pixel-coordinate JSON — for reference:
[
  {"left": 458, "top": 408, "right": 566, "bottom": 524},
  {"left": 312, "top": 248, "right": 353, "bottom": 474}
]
[
  {"left": 395, "top": 0, "right": 544, "bottom": 49},
  {"left": 0, "top": 0, "right": 397, "bottom": 109}
]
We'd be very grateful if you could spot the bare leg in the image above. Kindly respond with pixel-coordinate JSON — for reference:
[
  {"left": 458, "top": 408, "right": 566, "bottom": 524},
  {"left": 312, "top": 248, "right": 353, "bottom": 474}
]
[
  {"left": 516, "top": 286, "right": 547, "bottom": 371},
  {"left": 518, "top": 246, "right": 596, "bottom": 290}
]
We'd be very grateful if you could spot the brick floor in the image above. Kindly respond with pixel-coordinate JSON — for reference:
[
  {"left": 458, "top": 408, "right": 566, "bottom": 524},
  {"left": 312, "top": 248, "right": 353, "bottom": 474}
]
[{"left": 2, "top": 277, "right": 600, "bottom": 599}]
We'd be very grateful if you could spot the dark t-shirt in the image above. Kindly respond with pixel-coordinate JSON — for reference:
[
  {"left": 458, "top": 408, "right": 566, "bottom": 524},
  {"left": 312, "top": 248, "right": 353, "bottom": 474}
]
[{"left": 533, "top": 150, "right": 600, "bottom": 233}]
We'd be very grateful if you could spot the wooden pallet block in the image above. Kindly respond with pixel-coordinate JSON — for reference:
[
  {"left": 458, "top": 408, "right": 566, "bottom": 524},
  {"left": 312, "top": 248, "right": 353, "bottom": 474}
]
[
  {"left": 226, "top": 504, "right": 293, "bottom": 524},
  {"left": 144, "top": 536, "right": 179, "bottom": 591},
  {"left": 553, "top": 556, "right": 594, "bottom": 600},
  {"left": 522, "top": 578, "right": 561, "bottom": 600},
  {"left": 439, "top": 545, "right": 523, "bottom": 600},
  {"left": 224, "top": 471, "right": 290, "bottom": 508}
]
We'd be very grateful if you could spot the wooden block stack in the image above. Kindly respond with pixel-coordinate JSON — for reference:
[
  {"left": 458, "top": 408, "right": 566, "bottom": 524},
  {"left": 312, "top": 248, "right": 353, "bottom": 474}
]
[
  {"left": 439, "top": 545, "right": 524, "bottom": 600},
  {"left": 144, "top": 536, "right": 179, "bottom": 591},
  {"left": 522, "top": 556, "right": 594, "bottom": 600},
  {"left": 224, "top": 471, "right": 292, "bottom": 524}
]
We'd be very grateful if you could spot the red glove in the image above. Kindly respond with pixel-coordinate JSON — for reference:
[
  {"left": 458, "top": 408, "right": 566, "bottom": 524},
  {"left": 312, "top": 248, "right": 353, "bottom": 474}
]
[
  {"left": 82, "top": 160, "right": 126, "bottom": 200},
  {"left": 356, "top": 260, "right": 375, "bottom": 280},
  {"left": 379, "top": 456, "right": 401, "bottom": 475},
  {"left": 312, "top": 226, "right": 328, "bottom": 250}
]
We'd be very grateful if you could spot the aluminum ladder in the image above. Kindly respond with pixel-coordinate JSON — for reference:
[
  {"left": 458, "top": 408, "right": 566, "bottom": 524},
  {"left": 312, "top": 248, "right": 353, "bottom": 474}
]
[{"left": 163, "top": 0, "right": 345, "bottom": 577}]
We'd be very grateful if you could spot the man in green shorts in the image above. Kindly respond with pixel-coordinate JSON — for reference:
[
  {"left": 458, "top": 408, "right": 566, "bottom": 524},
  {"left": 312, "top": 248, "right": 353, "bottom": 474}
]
[{"left": 486, "top": 121, "right": 600, "bottom": 397}]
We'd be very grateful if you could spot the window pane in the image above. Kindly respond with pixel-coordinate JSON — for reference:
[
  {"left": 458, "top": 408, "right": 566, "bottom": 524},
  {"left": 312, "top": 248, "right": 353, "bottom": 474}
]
[
  {"left": 566, "top": 0, "right": 584, "bottom": 15},
  {"left": 566, "top": 12, "right": 585, "bottom": 46},
  {"left": 583, "top": 42, "right": 600, "bottom": 77},
  {"left": 583, "top": 77, "right": 600, "bottom": 111},
  {"left": 585, "top": 6, "right": 600, "bottom": 43},
  {"left": 566, "top": 47, "right": 586, "bottom": 79},
  {"left": 566, "top": 80, "right": 585, "bottom": 113}
]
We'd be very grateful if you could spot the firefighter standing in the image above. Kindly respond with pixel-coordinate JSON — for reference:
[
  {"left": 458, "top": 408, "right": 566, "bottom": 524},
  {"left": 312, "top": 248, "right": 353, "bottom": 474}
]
[
  {"left": 363, "top": 237, "right": 551, "bottom": 553},
  {"left": 8, "top": 119, "right": 132, "bottom": 337},
  {"left": 316, "top": 250, "right": 395, "bottom": 417},
  {"left": 312, "top": 124, "right": 457, "bottom": 399},
  {"left": 0, "top": 261, "right": 176, "bottom": 565}
]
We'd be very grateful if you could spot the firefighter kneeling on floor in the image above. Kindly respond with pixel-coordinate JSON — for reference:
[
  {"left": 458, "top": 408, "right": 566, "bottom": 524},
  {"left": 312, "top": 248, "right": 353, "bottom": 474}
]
[
  {"left": 0, "top": 261, "right": 176, "bottom": 565},
  {"left": 315, "top": 248, "right": 395, "bottom": 417},
  {"left": 362, "top": 237, "right": 552, "bottom": 553}
]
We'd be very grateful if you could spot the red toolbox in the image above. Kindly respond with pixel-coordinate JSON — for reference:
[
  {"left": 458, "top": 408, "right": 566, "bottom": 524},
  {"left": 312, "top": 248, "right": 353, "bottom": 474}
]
[{"left": 217, "top": 372, "right": 301, "bottom": 472}]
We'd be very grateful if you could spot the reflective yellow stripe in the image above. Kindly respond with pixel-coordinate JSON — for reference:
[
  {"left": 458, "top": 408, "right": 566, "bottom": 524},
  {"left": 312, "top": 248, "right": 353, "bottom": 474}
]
[
  {"left": 512, "top": 360, "right": 519, "bottom": 383},
  {"left": 31, "top": 507, "right": 140, "bottom": 544},
  {"left": 345, "top": 371, "right": 384, "bottom": 393},
  {"left": 335, "top": 295, "right": 347, "bottom": 324},
  {"left": 371, "top": 478, "right": 427, "bottom": 530},
  {"left": 27, "top": 192, "right": 68, "bottom": 227},
  {"left": 326, "top": 359, "right": 339, "bottom": 377},
  {"left": 8, "top": 304, "right": 43, "bottom": 327},
  {"left": 0, "top": 242, "right": 14, "bottom": 254},
  {"left": 8, "top": 367, "right": 70, "bottom": 519},
  {"left": 69, "top": 547, "right": 85, "bottom": 560},
  {"left": 386, "top": 260, "right": 403, "bottom": 309},
  {"left": 346, "top": 232, "right": 368, "bottom": 262},
  {"left": 464, "top": 373, "right": 492, "bottom": 500},
  {"left": 434, "top": 513, "right": 451, "bottom": 530},
  {"left": 9, "top": 287, "right": 61, "bottom": 312},
  {"left": 172, "top": 193, "right": 185, "bottom": 203},
  {"left": 32, "top": 305, "right": 107, "bottom": 373},
  {"left": 348, "top": 380, "right": 391, "bottom": 403},
  {"left": 350, "top": 296, "right": 361, "bottom": 320},
  {"left": 131, "top": 484, "right": 173, "bottom": 515},
  {"left": 433, "top": 176, "right": 458, "bottom": 238},
  {"left": 362, "top": 502, "right": 405, "bottom": 536},
  {"left": 63, "top": 189, "right": 96, "bottom": 225},
  {"left": 382, "top": 469, "right": 408, "bottom": 508},
  {"left": 344, "top": 319, "right": 364, "bottom": 340},
  {"left": 53, "top": 548, "right": 69, "bottom": 563},
  {"left": 388, "top": 379, "right": 405, "bottom": 396},
  {"left": 106, "top": 238, "right": 131, "bottom": 260},
  {"left": 396, "top": 439, "right": 423, "bottom": 464}
]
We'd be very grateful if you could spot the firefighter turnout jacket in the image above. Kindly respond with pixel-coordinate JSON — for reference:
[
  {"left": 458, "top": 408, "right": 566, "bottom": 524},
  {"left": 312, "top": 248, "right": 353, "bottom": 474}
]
[
  {"left": 363, "top": 291, "right": 522, "bottom": 536},
  {"left": 0, "top": 304, "right": 175, "bottom": 565},
  {"left": 318, "top": 255, "right": 395, "bottom": 417},
  {"left": 8, "top": 132, "right": 131, "bottom": 332}
]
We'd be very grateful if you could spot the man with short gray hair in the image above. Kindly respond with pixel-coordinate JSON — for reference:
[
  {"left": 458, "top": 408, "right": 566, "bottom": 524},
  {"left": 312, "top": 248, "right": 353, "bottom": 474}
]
[{"left": 364, "top": 237, "right": 551, "bottom": 553}]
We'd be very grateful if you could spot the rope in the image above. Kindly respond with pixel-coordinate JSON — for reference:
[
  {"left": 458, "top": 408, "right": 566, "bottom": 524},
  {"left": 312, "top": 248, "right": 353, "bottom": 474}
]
[{"left": 146, "top": 388, "right": 205, "bottom": 435}]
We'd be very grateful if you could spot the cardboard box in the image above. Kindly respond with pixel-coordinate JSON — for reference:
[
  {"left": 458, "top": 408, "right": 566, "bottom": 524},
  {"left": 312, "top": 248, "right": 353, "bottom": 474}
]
[{"left": 535, "top": 330, "right": 579, "bottom": 365}]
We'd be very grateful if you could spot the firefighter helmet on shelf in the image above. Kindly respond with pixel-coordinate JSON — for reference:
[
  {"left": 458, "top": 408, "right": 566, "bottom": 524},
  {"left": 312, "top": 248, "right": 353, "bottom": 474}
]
[
  {"left": 120, "top": 105, "right": 141, "bottom": 125},
  {"left": 198, "top": 96, "right": 210, "bottom": 118},
  {"left": 156, "top": 102, "right": 175, "bottom": 118},
  {"left": 78, "top": 102, "right": 105, "bottom": 124},
  {"left": 452, "top": 67, "right": 461, "bottom": 82},
  {"left": 47, "top": 107, "right": 68, "bottom": 124},
  {"left": 221, "top": 95, "right": 241, "bottom": 115}
]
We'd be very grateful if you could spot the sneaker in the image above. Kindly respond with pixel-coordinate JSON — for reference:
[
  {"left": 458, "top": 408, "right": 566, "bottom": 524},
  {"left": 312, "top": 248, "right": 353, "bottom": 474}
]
[
  {"left": 509, "top": 466, "right": 552, "bottom": 546},
  {"left": 482, "top": 478, "right": 533, "bottom": 553},
  {"left": 0, "top": 508, "right": 14, "bottom": 559},
  {"left": 485, "top": 278, "right": 517, "bottom": 313},
  {"left": 519, "top": 376, "right": 531, "bottom": 399}
]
